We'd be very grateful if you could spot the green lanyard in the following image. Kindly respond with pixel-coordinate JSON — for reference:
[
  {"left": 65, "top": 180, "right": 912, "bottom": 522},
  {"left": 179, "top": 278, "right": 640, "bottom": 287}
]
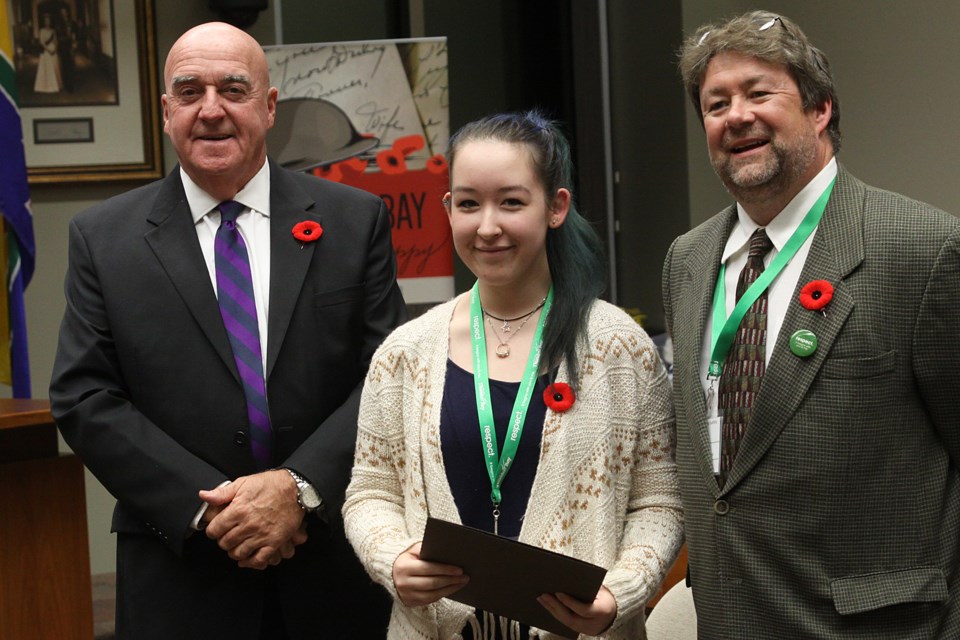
[
  {"left": 708, "top": 179, "right": 835, "bottom": 379},
  {"left": 469, "top": 281, "right": 553, "bottom": 535}
]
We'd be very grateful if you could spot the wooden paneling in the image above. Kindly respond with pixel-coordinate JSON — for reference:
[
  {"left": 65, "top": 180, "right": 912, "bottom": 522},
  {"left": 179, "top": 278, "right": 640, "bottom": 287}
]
[{"left": 0, "top": 401, "right": 93, "bottom": 640}]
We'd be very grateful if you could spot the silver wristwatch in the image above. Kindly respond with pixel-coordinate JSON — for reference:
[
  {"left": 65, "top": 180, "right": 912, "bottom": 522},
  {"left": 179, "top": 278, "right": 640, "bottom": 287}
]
[{"left": 285, "top": 469, "right": 322, "bottom": 513}]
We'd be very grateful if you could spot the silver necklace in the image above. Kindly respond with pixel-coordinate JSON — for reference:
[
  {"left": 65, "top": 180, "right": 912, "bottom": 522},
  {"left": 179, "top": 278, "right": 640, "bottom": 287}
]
[
  {"left": 485, "top": 313, "right": 536, "bottom": 358},
  {"left": 481, "top": 296, "right": 547, "bottom": 358}
]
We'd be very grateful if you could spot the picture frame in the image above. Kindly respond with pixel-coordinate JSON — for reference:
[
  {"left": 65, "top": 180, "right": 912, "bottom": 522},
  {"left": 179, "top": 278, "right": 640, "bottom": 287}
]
[{"left": 16, "top": 0, "right": 162, "bottom": 184}]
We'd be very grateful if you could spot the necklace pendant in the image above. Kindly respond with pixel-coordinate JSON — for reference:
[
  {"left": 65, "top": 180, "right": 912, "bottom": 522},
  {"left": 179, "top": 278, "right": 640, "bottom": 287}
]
[
  {"left": 502, "top": 321, "right": 511, "bottom": 333},
  {"left": 495, "top": 343, "right": 510, "bottom": 358}
]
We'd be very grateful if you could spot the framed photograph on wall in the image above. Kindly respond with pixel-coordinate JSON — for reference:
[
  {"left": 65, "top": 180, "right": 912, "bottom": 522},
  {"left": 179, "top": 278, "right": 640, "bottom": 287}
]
[{"left": 12, "top": 0, "right": 162, "bottom": 184}]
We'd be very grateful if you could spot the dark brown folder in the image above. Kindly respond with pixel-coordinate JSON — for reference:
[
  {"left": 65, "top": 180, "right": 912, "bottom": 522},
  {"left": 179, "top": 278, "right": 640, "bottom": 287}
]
[{"left": 419, "top": 517, "right": 607, "bottom": 638}]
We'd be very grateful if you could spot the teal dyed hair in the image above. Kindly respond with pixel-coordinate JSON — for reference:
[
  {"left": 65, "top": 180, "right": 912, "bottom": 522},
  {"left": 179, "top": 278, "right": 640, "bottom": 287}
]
[{"left": 446, "top": 110, "right": 607, "bottom": 388}]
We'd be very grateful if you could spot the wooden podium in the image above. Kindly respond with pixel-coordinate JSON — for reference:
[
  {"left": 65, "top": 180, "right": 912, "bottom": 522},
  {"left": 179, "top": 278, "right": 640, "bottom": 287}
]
[{"left": 0, "top": 399, "right": 94, "bottom": 640}]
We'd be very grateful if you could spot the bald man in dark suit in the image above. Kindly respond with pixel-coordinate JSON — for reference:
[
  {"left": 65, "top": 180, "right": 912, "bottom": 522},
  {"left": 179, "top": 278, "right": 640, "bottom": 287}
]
[{"left": 50, "top": 22, "right": 404, "bottom": 639}]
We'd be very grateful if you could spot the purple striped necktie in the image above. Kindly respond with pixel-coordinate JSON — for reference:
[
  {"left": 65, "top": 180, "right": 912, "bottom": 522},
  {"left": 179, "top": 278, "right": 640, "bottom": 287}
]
[
  {"left": 214, "top": 200, "right": 272, "bottom": 469},
  {"left": 718, "top": 228, "right": 774, "bottom": 488}
]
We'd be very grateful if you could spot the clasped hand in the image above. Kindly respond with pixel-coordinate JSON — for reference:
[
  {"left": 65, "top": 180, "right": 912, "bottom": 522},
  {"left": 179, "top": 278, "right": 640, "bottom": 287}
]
[{"left": 200, "top": 470, "right": 308, "bottom": 570}]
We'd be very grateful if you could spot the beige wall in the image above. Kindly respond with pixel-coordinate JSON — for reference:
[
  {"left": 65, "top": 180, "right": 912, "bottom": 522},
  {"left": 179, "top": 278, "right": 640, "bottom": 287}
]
[
  {"left": 682, "top": 0, "right": 960, "bottom": 225},
  {"left": 23, "top": 0, "right": 959, "bottom": 575}
]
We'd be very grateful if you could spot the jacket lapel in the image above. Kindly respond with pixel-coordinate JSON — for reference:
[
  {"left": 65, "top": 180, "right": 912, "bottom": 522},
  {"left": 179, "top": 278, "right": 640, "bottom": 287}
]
[
  {"left": 266, "top": 161, "right": 320, "bottom": 379},
  {"left": 678, "top": 206, "right": 738, "bottom": 494},
  {"left": 724, "top": 167, "right": 865, "bottom": 489},
  {"left": 143, "top": 170, "right": 238, "bottom": 378}
]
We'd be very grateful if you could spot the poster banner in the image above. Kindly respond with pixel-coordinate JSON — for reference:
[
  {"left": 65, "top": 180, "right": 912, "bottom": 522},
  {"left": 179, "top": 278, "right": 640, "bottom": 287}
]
[{"left": 264, "top": 38, "right": 452, "bottom": 305}]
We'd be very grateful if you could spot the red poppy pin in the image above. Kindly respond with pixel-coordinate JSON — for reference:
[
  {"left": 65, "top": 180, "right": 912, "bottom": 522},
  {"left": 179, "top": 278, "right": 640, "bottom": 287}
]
[
  {"left": 543, "top": 382, "right": 576, "bottom": 413},
  {"left": 292, "top": 220, "right": 323, "bottom": 248},
  {"left": 799, "top": 279, "right": 834, "bottom": 315}
]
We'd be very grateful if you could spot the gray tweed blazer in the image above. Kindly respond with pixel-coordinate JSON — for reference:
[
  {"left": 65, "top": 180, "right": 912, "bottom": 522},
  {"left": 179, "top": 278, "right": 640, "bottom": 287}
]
[{"left": 662, "top": 166, "right": 960, "bottom": 639}]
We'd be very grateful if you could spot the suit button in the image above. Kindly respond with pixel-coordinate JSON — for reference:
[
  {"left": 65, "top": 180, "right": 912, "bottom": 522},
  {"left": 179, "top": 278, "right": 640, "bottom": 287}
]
[
  {"left": 234, "top": 430, "right": 247, "bottom": 445},
  {"left": 714, "top": 499, "right": 730, "bottom": 515}
]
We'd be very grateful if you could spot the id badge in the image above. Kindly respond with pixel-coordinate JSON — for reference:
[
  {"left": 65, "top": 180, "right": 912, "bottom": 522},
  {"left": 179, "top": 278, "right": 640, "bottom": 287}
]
[
  {"left": 705, "top": 384, "right": 722, "bottom": 473},
  {"left": 707, "top": 415, "right": 723, "bottom": 473}
]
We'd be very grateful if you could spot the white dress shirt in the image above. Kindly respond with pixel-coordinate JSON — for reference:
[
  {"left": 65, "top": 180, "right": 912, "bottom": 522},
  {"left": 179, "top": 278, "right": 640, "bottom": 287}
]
[{"left": 699, "top": 157, "right": 838, "bottom": 472}]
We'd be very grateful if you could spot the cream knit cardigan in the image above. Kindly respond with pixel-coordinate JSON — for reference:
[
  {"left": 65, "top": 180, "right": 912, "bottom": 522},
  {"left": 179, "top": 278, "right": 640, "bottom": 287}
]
[{"left": 343, "top": 296, "right": 683, "bottom": 639}]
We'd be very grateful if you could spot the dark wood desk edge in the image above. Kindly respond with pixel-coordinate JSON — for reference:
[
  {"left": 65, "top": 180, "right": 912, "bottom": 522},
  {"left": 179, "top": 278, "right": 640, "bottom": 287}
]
[{"left": 0, "top": 398, "right": 54, "bottom": 430}]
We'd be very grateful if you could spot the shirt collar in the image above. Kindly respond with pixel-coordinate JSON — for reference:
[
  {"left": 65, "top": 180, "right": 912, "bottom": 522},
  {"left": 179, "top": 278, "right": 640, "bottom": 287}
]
[
  {"left": 722, "top": 157, "right": 838, "bottom": 262},
  {"left": 183, "top": 160, "right": 272, "bottom": 224}
]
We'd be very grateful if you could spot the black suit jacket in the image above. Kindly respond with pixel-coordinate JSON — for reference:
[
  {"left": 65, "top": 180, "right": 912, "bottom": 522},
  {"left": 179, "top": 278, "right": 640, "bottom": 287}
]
[{"left": 50, "top": 160, "right": 407, "bottom": 639}]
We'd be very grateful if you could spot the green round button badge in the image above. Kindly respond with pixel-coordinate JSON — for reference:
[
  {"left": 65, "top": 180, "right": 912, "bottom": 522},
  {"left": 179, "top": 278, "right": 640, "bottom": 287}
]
[{"left": 789, "top": 329, "right": 818, "bottom": 357}]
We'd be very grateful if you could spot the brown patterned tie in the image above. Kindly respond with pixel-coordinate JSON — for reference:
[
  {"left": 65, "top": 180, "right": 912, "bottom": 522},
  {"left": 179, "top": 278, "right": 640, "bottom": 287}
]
[{"left": 718, "top": 228, "right": 774, "bottom": 487}]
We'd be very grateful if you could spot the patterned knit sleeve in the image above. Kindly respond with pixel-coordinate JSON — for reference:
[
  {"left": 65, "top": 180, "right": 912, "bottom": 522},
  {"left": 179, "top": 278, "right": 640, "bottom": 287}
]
[
  {"left": 342, "top": 340, "right": 421, "bottom": 599},
  {"left": 601, "top": 319, "right": 685, "bottom": 629}
]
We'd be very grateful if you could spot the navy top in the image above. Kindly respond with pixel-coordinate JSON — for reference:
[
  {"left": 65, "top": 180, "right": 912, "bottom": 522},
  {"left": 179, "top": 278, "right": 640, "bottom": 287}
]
[{"left": 440, "top": 359, "right": 548, "bottom": 539}]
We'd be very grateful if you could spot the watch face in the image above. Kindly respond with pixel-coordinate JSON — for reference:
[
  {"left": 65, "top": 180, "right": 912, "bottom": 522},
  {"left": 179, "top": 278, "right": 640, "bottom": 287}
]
[{"left": 300, "top": 484, "right": 322, "bottom": 510}]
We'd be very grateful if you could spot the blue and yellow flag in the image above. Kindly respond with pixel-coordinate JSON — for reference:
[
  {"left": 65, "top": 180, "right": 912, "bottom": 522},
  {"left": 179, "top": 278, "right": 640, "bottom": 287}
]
[{"left": 0, "top": 0, "right": 36, "bottom": 398}]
